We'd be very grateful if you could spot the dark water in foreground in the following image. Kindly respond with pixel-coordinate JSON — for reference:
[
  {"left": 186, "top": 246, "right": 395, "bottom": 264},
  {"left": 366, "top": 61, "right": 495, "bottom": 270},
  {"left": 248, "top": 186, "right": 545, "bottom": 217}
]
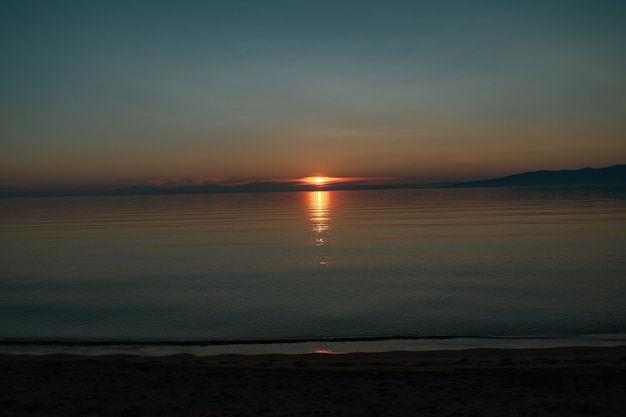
[{"left": 1, "top": 187, "right": 625, "bottom": 353}]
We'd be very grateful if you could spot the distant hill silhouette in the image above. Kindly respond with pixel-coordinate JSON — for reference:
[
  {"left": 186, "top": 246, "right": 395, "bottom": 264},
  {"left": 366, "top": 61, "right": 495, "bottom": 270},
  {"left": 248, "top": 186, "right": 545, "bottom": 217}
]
[
  {"left": 3, "top": 164, "right": 625, "bottom": 198},
  {"left": 449, "top": 164, "right": 626, "bottom": 188}
]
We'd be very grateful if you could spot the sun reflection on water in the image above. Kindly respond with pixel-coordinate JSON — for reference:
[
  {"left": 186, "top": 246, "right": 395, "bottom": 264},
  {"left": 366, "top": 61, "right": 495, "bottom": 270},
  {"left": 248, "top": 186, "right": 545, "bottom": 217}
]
[{"left": 307, "top": 191, "right": 332, "bottom": 265}]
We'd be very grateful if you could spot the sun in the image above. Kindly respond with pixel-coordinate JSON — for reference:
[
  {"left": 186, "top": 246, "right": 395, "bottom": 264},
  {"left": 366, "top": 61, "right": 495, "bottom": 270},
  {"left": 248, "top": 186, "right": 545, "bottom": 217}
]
[{"left": 301, "top": 176, "right": 334, "bottom": 186}]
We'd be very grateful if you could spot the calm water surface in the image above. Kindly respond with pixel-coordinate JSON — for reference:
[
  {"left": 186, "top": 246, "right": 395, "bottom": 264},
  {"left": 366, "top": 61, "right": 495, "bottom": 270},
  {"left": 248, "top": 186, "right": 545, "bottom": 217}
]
[{"left": 1, "top": 187, "right": 626, "bottom": 349}]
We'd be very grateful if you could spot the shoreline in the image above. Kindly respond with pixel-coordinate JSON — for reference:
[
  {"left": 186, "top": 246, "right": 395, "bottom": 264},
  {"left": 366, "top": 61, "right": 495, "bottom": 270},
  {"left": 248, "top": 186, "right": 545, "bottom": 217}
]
[
  {"left": 0, "top": 334, "right": 555, "bottom": 346},
  {"left": 2, "top": 346, "right": 626, "bottom": 416},
  {"left": 2, "top": 334, "right": 625, "bottom": 357}
]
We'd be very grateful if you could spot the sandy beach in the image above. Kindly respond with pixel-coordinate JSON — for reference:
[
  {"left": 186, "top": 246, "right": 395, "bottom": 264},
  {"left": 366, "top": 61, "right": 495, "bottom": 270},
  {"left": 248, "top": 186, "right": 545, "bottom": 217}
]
[{"left": 1, "top": 346, "right": 625, "bottom": 417}]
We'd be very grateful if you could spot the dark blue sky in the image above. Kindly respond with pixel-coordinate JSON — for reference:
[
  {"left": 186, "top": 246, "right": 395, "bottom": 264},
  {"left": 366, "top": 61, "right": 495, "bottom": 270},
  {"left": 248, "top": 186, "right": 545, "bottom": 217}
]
[{"left": 2, "top": 0, "right": 625, "bottom": 188}]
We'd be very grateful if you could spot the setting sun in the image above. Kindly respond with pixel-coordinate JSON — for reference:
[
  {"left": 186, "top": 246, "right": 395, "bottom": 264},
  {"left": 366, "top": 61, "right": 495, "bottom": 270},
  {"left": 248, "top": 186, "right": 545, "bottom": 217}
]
[
  {"left": 302, "top": 176, "right": 333, "bottom": 186},
  {"left": 300, "top": 176, "right": 367, "bottom": 187}
]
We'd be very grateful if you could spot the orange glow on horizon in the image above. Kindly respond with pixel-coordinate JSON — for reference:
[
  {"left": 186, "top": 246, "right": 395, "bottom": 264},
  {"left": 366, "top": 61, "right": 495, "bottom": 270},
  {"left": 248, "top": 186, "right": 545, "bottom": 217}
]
[
  {"left": 302, "top": 176, "right": 331, "bottom": 185},
  {"left": 312, "top": 348, "right": 338, "bottom": 354},
  {"left": 299, "top": 175, "right": 397, "bottom": 188},
  {"left": 301, "top": 176, "right": 344, "bottom": 186}
]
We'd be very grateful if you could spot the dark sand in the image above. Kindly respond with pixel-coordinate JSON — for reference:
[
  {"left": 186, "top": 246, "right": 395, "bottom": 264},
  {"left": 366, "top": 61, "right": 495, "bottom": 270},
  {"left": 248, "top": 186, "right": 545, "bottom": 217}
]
[{"left": 2, "top": 346, "right": 626, "bottom": 416}]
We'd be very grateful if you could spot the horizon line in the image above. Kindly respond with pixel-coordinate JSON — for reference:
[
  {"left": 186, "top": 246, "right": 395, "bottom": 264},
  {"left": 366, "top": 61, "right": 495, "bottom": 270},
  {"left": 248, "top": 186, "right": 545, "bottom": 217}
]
[{"left": 1, "top": 164, "right": 624, "bottom": 199}]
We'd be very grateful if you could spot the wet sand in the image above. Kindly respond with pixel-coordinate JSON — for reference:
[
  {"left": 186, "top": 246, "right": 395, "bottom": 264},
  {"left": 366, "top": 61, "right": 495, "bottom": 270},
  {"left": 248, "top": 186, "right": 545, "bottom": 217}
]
[{"left": 2, "top": 346, "right": 626, "bottom": 416}]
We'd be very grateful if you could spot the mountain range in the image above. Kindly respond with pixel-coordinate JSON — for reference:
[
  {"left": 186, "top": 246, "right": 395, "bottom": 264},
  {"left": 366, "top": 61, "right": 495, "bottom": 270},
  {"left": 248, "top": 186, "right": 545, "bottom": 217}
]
[
  {"left": 2, "top": 164, "right": 625, "bottom": 198},
  {"left": 449, "top": 164, "right": 626, "bottom": 188}
]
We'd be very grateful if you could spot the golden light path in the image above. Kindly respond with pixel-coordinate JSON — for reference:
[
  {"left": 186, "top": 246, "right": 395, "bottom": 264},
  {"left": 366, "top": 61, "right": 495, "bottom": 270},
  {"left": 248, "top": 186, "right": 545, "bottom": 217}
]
[
  {"left": 309, "top": 191, "right": 330, "bottom": 239},
  {"left": 307, "top": 189, "right": 332, "bottom": 266}
]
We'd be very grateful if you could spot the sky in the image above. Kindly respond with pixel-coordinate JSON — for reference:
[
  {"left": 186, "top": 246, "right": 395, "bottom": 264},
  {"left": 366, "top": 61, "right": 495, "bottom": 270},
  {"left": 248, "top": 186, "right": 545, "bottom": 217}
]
[{"left": 1, "top": 0, "right": 626, "bottom": 192}]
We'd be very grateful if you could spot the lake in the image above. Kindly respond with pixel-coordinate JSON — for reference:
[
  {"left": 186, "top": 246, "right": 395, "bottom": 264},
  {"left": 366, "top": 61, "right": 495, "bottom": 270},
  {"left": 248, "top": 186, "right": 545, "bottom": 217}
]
[{"left": 1, "top": 187, "right": 625, "bottom": 354}]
